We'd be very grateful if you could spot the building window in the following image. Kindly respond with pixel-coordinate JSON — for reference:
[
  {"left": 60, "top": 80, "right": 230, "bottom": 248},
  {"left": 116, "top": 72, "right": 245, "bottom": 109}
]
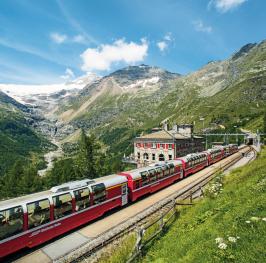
[
  {"left": 143, "top": 153, "right": 149, "bottom": 160},
  {"left": 160, "top": 143, "right": 164, "bottom": 149},
  {"left": 168, "top": 144, "right": 172, "bottom": 150},
  {"left": 168, "top": 154, "right": 172, "bottom": 160},
  {"left": 159, "top": 154, "right": 165, "bottom": 161},
  {"left": 152, "top": 153, "right": 155, "bottom": 160},
  {"left": 151, "top": 143, "right": 156, "bottom": 149},
  {"left": 137, "top": 152, "right": 140, "bottom": 159}
]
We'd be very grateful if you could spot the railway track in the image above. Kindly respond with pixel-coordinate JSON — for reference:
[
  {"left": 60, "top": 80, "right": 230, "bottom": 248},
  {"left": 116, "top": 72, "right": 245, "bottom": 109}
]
[{"left": 13, "top": 146, "right": 252, "bottom": 263}]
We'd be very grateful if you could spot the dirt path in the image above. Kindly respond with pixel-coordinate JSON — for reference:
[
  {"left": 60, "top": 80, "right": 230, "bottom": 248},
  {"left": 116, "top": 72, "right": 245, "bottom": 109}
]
[{"left": 37, "top": 139, "right": 63, "bottom": 177}]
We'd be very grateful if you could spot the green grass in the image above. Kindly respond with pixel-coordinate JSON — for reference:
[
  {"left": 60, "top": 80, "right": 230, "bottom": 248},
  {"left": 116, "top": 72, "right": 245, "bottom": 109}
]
[
  {"left": 138, "top": 148, "right": 266, "bottom": 263},
  {"left": 96, "top": 233, "right": 136, "bottom": 263}
]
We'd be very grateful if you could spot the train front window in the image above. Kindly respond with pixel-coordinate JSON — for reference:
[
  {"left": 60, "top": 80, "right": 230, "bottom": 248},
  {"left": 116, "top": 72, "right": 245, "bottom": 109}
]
[
  {"left": 53, "top": 193, "right": 73, "bottom": 219},
  {"left": 27, "top": 199, "right": 50, "bottom": 229},
  {"left": 91, "top": 183, "right": 106, "bottom": 204},
  {"left": 74, "top": 188, "right": 90, "bottom": 211},
  {"left": 0, "top": 206, "right": 23, "bottom": 241}
]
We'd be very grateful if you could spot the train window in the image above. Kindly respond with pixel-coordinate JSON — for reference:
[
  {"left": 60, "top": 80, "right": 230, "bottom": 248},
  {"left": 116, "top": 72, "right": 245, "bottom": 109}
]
[
  {"left": 91, "top": 183, "right": 106, "bottom": 204},
  {"left": 164, "top": 165, "right": 170, "bottom": 176},
  {"left": 169, "top": 163, "right": 175, "bottom": 174},
  {"left": 140, "top": 171, "right": 149, "bottom": 186},
  {"left": 156, "top": 167, "right": 163, "bottom": 179},
  {"left": 74, "top": 188, "right": 90, "bottom": 211},
  {"left": 53, "top": 193, "right": 73, "bottom": 219},
  {"left": 149, "top": 169, "right": 157, "bottom": 182},
  {"left": 27, "top": 199, "right": 50, "bottom": 229},
  {"left": 0, "top": 206, "right": 23, "bottom": 241}
]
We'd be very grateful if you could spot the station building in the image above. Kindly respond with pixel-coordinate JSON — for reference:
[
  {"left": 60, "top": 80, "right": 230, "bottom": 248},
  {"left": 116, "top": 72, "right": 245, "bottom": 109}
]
[{"left": 134, "top": 124, "right": 204, "bottom": 167}]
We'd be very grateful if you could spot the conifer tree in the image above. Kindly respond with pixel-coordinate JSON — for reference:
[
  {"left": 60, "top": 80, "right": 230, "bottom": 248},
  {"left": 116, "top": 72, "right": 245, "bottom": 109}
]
[{"left": 76, "top": 129, "right": 97, "bottom": 178}]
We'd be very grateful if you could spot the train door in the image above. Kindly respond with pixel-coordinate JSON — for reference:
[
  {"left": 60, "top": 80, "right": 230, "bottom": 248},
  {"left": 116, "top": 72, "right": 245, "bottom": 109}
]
[{"left": 121, "top": 184, "right": 128, "bottom": 206}]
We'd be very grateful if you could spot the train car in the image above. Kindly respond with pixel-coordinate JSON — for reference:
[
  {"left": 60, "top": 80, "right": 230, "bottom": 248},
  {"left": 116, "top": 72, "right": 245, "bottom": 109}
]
[
  {"left": 119, "top": 160, "right": 183, "bottom": 202},
  {"left": 176, "top": 152, "right": 208, "bottom": 177},
  {"left": 0, "top": 175, "right": 128, "bottom": 258},
  {"left": 228, "top": 144, "right": 238, "bottom": 155},
  {"left": 204, "top": 147, "right": 224, "bottom": 165}
]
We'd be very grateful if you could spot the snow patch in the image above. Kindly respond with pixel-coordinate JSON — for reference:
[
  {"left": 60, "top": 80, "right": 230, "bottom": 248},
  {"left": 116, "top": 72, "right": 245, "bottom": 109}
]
[{"left": 123, "top": 76, "right": 160, "bottom": 90}]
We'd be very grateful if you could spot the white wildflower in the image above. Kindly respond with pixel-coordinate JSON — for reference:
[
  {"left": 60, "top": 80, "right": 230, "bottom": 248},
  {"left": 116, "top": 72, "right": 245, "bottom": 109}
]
[
  {"left": 262, "top": 218, "right": 266, "bottom": 222},
  {"left": 215, "top": 237, "right": 223, "bottom": 244},
  {"left": 237, "top": 236, "right": 240, "bottom": 239},
  {"left": 218, "top": 242, "right": 227, "bottom": 250},
  {"left": 228, "top": 236, "right": 237, "bottom": 243},
  {"left": 250, "top": 217, "right": 260, "bottom": 222},
  {"left": 245, "top": 220, "right": 251, "bottom": 224}
]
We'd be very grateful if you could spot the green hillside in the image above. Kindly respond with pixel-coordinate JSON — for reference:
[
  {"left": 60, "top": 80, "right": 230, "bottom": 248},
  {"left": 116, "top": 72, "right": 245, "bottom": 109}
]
[
  {"left": 139, "top": 148, "right": 266, "bottom": 263},
  {"left": 0, "top": 92, "right": 54, "bottom": 176}
]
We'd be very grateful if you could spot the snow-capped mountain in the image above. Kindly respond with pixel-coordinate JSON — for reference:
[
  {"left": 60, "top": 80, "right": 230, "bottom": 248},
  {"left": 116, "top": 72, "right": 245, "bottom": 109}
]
[{"left": 0, "top": 72, "right": 100, "bottom": 106}]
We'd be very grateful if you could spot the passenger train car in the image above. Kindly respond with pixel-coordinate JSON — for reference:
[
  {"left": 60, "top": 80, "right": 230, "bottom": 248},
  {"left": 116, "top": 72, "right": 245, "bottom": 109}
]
[
  {"left": 0, "top": 144, "right": 238, "bottom": 258},
  {"left": 120, "top": 160, "right": 182, "bottom": 201}
]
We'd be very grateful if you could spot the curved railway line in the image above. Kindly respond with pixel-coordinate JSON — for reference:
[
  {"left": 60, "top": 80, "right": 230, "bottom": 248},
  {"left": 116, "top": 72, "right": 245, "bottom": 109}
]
[{"left": 9, "top": 145, "right": 255, "bottom": 263}]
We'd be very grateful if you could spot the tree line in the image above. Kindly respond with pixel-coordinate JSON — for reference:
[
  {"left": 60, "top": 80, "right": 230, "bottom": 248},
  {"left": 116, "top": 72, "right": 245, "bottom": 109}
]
[{"left": 0, "top": 130, "right": 119, "bottom": 200}]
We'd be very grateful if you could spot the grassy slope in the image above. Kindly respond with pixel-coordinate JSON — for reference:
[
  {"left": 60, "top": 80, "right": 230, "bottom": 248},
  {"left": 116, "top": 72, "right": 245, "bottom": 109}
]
[
  {"left": 140, "top": 148, "right": 266, "bottom": 263},
  {"left": 0, "top": 109, "right": 54, "bottom": 176}
]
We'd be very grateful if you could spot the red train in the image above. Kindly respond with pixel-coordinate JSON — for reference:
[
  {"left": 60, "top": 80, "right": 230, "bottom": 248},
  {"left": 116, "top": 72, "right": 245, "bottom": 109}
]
[{"left": 0, "top": 144, "right": 238, "bottom": 258}]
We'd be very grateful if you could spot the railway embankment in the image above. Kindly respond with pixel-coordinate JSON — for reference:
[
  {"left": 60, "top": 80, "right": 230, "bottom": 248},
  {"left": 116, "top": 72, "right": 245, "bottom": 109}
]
[{"left": 138, "top": 147, "right": 266, "bottom": 263}]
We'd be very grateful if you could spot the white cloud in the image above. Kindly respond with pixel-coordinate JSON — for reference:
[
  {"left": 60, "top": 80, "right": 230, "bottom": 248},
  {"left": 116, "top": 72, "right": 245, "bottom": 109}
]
[
  {"left": 164, "top": 32, "right": 172, "bottom": 42},
  {"left": 80, "top": 38, "right": 148, "bottom": 71},
  {"left": 193, "top": 20, "right": 212, "bottom": 33},
  {"left": 157, "top": 41, "right": 167, "bottom": 52},
  {"left": 209, "top": 0, "right": 247, "bottom": 13},
  {"left": 157, "top": 33, "right": 173, "bottom": 53},
  {"left": 50, "top": 32, "right": 67, "bottom": 44},
  {"left": 60, "top": 68, "right": 75, "bottom": 80},
  {"left": 73, "top": 34, "right": 86, "bottom": 43}
]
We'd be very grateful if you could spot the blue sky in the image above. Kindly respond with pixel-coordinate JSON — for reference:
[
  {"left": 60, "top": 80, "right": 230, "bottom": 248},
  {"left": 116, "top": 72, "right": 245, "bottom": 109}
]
[{"left": 0, "top": 0, "right": 265, "bottom": 84}]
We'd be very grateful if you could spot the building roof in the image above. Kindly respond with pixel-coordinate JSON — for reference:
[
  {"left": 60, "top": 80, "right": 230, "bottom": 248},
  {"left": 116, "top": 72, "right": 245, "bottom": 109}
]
[{"left": 136, "top": 130, "right": 192, "bottom": 140}]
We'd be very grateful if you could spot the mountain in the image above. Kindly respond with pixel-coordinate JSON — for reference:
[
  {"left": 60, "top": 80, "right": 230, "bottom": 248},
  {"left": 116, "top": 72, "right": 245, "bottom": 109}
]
[
  {"left": 0, "top": 92, "right": 55, "bottom": 176},
  {"left": 1, "top": 41, "right": 265, "bottom": 172},
  {"left": 53, "top": 41, "right": 265, "bottom": 161},
  {"left": 52, "top": 65, "right": 180, "bottom": 145}
]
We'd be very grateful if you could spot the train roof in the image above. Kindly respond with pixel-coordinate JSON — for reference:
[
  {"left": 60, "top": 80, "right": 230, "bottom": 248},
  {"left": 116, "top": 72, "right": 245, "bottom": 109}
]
[
  {"left": 0, "top": 189, "right": 52, "bottom": 211},
  {"left": 93, "top": 174, "right": 127, "bottom": 188},
  {"left": 177, "top": 152, "right": 207, "bottom": 162},
  {"left": 120, "top": 160, "right": 182, "bottom": 180},
  {"left": 0, "top": 175, "right": 127, "bottom": 211}
]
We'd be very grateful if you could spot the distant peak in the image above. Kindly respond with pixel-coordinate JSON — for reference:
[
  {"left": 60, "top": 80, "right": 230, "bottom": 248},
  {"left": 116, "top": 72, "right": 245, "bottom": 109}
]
[{"left": 232, "top": 43, "right": 257, "bottom": 60}]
